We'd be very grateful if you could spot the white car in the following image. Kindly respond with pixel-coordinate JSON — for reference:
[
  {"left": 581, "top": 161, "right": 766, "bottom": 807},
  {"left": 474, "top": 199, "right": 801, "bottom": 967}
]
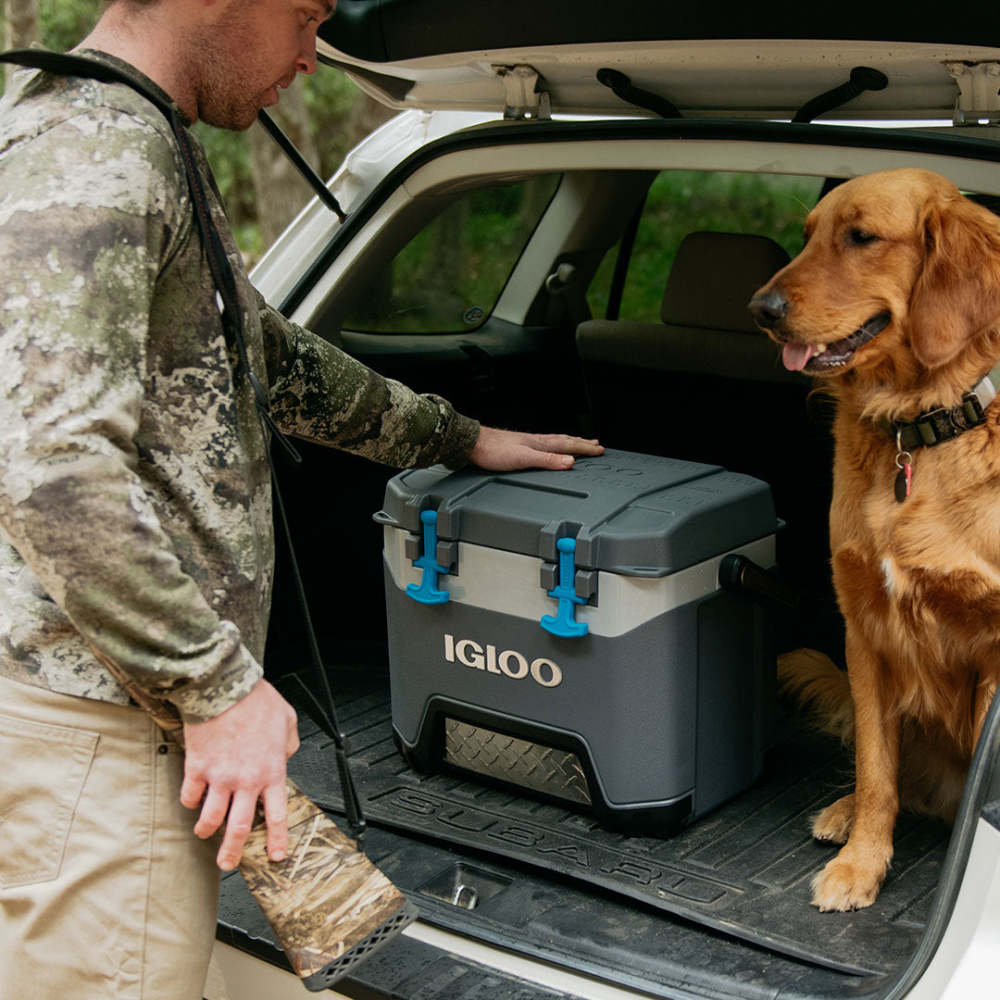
[{"left": 209, "top": 4, "right": 1000, "bottom": 998}]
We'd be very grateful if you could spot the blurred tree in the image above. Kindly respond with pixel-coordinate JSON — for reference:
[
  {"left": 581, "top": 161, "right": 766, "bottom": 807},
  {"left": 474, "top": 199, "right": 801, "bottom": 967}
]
[
  {"left": 243, "top": 74, "right": 395, "bottom": 263},
  {"left": 250, "top": 77, "right": 320, "bottom": 249},
  {"left": 345, "top": 91, "right": 396, "bottom": 151},
  {"left": 38, "top": 0, "right": 96, "bottom": 52},
  {"left": 3, "top": 0, "right": 38, "bottom": 84}
]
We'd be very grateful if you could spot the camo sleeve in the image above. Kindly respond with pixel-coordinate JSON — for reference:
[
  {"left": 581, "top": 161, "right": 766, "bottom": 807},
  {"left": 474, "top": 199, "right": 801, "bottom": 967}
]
[
  {"left": 0, "top": 110, "right": 262, "bottom": 723},
  {"left": 260, "top": 297, "right": 481, "bottom": 470}
]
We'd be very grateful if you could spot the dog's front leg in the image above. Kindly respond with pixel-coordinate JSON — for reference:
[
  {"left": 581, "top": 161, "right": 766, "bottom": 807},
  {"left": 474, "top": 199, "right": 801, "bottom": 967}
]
[{"left": 812, "top": 629, "right": 899, "bottom": 911}]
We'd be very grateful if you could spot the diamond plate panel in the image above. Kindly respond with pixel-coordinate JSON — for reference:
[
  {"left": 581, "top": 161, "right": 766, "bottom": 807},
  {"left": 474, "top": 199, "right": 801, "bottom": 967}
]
[{"left": 444, "top": 719, "right": 592, "bottom": 805}]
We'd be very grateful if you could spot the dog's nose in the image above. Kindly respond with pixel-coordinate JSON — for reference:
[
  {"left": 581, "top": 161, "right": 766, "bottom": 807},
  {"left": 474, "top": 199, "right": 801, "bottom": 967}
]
[{"left": 748, "top": 289, "right": 790, "bottom": 329}]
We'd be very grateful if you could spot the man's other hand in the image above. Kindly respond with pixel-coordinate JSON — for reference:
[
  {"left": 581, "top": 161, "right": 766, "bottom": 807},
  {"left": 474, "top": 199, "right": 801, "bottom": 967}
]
[
  {"left": 470, "top": 427, "right": 603, "bottom": 472},
  {"left": 180, "top": 679, "right": 299, "bottom": 870}
]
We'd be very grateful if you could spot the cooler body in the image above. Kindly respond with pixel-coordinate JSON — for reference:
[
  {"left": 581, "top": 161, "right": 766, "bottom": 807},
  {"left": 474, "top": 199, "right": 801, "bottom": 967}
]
[{"left": 378, "top": 450, "right": 780, "bottom": 833}]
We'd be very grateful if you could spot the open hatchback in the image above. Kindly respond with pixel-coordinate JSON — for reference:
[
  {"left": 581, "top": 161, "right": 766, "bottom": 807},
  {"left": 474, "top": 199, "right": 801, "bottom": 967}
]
[{"left": 213, "top": 4, "right": 1000, "bottom": 998}]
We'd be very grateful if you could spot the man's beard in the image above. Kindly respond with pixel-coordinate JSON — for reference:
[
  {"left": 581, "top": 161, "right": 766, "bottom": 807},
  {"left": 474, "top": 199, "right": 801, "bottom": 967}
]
[{"left": 181, "top": 1, "right": 269, "bottom": 131}]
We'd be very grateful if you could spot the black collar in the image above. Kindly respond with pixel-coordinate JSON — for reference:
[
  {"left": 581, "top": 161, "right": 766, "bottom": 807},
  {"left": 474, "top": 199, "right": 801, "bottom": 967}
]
[{"left": 881, "top": 363, "right": 1000, "bottom": 450}]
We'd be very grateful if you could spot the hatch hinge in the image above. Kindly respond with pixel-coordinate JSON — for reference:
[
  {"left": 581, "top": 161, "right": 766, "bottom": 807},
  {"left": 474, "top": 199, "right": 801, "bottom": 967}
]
[
  {"left": 493, "top": 65, "right": 551, "bottom": 121},
  {"left": 946, "top": 61, "right": 1000, "bottom": 125}
]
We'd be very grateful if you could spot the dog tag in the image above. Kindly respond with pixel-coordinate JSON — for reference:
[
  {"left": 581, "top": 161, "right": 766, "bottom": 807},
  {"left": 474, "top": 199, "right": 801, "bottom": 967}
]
[
  {"left": 894, "top": 463, "right": 912, "bottom": 502},
  {"left": 894, "top": 432, "right": 913, "bottom": 503}
]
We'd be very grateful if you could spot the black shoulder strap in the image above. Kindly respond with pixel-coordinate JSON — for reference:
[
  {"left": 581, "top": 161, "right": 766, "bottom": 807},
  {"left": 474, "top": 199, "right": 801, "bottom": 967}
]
[{"left": 0, "top": 48, "right": 174, "bottom": 115}]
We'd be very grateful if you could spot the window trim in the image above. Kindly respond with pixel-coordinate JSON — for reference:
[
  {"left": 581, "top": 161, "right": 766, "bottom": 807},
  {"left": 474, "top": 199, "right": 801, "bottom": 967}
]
[{"left": 278, "top": 118, "right": 1000, "bottom": 323}]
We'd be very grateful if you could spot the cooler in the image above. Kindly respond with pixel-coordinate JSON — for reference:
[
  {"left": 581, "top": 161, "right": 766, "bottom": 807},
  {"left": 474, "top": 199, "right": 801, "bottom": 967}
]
[{"left": 376, "top": 449, "right": 782, "bottom": 833}]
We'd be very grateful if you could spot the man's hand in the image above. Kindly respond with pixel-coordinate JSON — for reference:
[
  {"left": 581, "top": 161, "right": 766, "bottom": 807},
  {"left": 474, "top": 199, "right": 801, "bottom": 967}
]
[
  {"left": 180, "top": 679, "right": 299, "bottom": 871},
  {"left": 469, "top": 427, "right": 603, "bottom": 472}
]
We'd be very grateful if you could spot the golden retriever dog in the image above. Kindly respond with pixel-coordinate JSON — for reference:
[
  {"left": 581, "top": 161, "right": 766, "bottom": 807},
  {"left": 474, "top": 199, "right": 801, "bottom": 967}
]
[{"left": 748, "top": 167, "right": 1000, "bottom": 912}]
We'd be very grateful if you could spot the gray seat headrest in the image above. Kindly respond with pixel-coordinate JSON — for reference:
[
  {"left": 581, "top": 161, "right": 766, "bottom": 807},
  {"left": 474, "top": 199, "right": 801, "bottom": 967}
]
[{"left": 660, "top": 232, "right": 790, "bottom": 333}]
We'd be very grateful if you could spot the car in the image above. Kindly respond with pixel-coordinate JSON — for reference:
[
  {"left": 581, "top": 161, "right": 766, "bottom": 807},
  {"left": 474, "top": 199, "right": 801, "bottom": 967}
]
[{"left": 207, "top": 3, "right": 1000, "bottom": 998}]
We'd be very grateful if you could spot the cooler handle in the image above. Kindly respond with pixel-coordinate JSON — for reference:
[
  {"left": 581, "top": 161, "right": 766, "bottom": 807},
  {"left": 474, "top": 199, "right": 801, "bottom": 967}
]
[{"left": 718, "top": 553, "right": 798, "bottom": 612}]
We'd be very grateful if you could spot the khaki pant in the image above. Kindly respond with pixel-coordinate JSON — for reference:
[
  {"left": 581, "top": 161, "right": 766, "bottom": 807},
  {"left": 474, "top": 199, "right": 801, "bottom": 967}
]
[{"left": 0, "top": 673, "right": 219, "bottom": 1000}]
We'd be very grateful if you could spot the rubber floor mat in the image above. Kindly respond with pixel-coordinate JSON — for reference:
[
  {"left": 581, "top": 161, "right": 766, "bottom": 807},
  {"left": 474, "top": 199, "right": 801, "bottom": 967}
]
[{"left": 283, "top": 672, "right": 949, "bottom": 978}]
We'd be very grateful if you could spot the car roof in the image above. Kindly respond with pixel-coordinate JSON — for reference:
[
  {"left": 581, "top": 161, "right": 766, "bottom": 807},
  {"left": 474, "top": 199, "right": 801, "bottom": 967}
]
[{"left": 319, "top": 1, "right": 1000, "bottom": 122}]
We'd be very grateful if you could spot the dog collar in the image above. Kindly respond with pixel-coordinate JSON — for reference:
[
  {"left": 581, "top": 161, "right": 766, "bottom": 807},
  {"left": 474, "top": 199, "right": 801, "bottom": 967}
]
[{"left": 881, "top": 362, "right": 1000, "bottom": 451}]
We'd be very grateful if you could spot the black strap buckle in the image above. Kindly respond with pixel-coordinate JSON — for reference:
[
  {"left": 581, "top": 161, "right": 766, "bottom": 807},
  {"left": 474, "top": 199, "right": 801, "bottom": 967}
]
[
  {"left": 961, "top": 391, "right": 988, "bottom": 427},
  {"left": 914, "top": 409, "right": 950, "bottom": 445},
  {"left": 913, "top": 396, "right": 986, "bottom": 447}
]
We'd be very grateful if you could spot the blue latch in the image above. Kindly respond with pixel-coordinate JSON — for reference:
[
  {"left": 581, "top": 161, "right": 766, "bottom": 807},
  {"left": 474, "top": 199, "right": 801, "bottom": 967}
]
[
  {"left": 540, "top": 537, "right": 588, "bottom": 637},
  {"left": 406, "top": 509, "right": 450, "bottom": 605}
]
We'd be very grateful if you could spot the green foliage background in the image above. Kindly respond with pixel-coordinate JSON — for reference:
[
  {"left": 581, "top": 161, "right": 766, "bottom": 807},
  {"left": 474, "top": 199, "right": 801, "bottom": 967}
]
[
  {"left": 588, "top": 171, "right": 821, "bottom": 321},
  {"left": 348, "top": 176, "right": 562, "bottom": 333},
  {"left": 349, "top": 169, "right": 820, "bottom": 333}
]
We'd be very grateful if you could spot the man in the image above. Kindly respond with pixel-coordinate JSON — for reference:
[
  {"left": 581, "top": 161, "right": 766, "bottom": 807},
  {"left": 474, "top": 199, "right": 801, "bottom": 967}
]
[{"left": 0, "top": 1, "right": 602, "bottom": 996}]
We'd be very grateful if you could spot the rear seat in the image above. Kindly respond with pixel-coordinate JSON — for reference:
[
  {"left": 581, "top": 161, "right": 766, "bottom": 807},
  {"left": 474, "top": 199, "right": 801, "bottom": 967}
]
[
  {"left": 578, "top": 229, "right": 793, "bottom": 386},
  {"left": 577, "top": 230, "right": 838, "bottom": 650}
]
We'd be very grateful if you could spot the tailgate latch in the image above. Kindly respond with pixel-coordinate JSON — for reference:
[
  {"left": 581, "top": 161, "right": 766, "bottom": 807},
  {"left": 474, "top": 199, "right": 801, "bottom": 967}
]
[
  {"left": 946, "top": 61, "right": 1000, "bottom": 125},
  {"left": 493, "top": 65, "right": 552, "bottom": 120}
]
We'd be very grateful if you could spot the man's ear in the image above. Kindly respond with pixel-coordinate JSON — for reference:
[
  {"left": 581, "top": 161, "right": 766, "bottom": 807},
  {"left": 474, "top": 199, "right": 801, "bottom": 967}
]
[{"left": 908, "top": 195, "right": 1000, "bottom": 369}]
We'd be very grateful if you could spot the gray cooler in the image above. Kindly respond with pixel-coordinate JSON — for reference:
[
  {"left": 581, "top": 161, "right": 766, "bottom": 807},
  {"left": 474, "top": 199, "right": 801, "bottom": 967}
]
[{"left": 376, "top": 449, "right": 782, "bottom": 833}]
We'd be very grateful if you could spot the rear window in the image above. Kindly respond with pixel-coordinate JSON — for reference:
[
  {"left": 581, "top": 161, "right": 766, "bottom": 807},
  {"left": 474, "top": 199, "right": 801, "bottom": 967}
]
[
  {"left": 344, "top": 174, "right": 561, "bottom": 333},
  {"left": 587, "top": 170, "right": 823, "bottom": 321}
]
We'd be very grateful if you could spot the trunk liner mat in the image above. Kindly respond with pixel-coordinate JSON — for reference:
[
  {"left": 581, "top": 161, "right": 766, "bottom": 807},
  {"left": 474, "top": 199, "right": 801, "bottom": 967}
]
[{"left": 283, "top": 671, "right": 949, "bottom": 979}]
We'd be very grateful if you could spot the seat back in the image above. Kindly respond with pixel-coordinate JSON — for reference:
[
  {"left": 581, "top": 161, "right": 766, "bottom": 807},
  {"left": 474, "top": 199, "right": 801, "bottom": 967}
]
[
  {"left": 577, "top": 231, "right": 837, "bottom": 646},
  {"left": 578, "top": 231, "right": 794, "bottom": 385}
]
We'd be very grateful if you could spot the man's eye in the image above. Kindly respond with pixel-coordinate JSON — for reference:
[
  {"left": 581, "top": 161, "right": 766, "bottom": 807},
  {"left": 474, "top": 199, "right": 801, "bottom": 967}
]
[{"left": 848, "top": 228, "right": 879, "bottom": 246}]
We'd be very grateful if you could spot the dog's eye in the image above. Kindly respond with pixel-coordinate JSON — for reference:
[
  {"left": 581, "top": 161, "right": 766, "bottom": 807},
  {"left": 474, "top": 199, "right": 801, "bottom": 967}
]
[{"left": 848, "top": 228, "right": 879, "bottom": 246}]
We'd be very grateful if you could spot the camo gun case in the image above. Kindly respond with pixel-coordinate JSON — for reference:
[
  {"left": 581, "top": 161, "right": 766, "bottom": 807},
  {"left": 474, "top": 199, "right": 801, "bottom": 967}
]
[{"left": 376, "top": 449, "right": 780, "bottom": 834}]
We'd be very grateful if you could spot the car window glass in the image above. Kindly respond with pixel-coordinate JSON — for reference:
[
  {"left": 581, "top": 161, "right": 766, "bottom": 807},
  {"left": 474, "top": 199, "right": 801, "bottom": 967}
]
[
  {"left": 344, "top": 174, "right": 561, "bottom": 333},
  {"left": 587, "top": 171, "right": 824, "bottom": 321}
]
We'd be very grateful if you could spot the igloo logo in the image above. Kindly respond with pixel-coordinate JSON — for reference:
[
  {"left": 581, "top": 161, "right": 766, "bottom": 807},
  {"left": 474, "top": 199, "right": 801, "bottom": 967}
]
[{"left": 443, "top": 634, "right": 563, "bottom": 688}]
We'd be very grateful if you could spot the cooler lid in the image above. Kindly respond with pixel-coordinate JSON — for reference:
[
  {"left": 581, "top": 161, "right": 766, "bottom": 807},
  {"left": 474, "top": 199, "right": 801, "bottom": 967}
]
[{"left": 379, "top": 449, "right": 777, "bottom": 576}]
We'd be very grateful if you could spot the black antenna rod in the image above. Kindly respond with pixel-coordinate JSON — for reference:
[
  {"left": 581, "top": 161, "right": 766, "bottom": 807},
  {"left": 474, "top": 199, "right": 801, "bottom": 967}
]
[{"left": 258, "top": 109, "right": 347, "bottom": 222}]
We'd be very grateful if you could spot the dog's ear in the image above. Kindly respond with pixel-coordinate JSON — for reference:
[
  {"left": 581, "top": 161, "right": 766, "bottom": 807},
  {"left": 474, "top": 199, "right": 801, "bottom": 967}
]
[{"left": 908, "top": 195, "right": 1000, "bottom": 369}]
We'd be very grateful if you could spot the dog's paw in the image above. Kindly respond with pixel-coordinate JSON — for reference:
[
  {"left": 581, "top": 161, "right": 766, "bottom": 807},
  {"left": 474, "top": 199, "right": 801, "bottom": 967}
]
[
  {"left": 812, "top": 793, "right": 855, "bottom": 844},
  {"left": 810, "top": 848, "right": 889, "bottom": 912}
]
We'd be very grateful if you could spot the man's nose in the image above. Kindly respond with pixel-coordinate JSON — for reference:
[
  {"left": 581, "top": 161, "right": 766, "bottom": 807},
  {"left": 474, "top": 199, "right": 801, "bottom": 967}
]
[
  {"left": 748, "top": 288, "right": 790, "bottom": 329},
  {"left": 296, "top": 35, "right": 318, "bottom": 75}
]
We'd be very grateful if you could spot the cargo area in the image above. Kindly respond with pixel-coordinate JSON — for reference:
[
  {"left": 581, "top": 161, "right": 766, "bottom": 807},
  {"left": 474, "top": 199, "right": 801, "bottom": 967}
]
[
  {"left": 217, "top": 658, "right": 949, "bottom": 999},
  {"left": 227, "top": 131, "right": 1000, "bottom": 996},
  {"left": 219, "top": 428, "right": 952, "bottom": 998},
  {"left": 220, "top": 272, "right": 955, "bottom": 996}
]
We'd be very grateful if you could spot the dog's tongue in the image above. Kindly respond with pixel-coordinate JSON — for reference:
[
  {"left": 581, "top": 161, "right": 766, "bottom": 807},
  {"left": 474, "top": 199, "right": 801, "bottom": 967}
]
[{"left": 782, "top": 342, "right": 815, "bottom": 372}]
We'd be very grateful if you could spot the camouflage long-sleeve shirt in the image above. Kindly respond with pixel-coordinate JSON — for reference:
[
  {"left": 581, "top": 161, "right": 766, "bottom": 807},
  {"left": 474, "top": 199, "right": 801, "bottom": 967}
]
[{"left": 0, "top": 53, "right": 479, "bottom": 722}]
